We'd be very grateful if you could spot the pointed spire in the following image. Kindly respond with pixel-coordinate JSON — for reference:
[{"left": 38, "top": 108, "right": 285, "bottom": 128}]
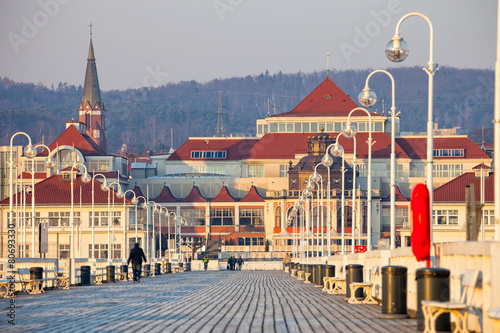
[{"left": 82, "top": 28, "right": 102, "bottom": 110}]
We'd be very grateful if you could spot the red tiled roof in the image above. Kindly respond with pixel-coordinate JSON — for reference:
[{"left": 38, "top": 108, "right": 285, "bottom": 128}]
[
  {"left": 154, "top": 185, "right": 177, "bottom": 203},
  {"left": 245, "top": 132, "right": 409, "bottom": 159},
  {"left": 211, "top": 185, "right": 235, "bottom": 202},
  {"left": 382, "top": 186, "right": 409, "bottom": 202},
  {"left": 17, "top": 172, "right": 47, "bottom": 180},
  {"left": 240, "top": 185, "right": 265, "bottom": 202},
  {"left": 270, "top": 77, "right": 383, "bottom": 118},
  {"left": 168, "top": 138, "right": 259, "bottom": 161},
  {"left": 182, "top": 185, "right": 207, "bottom": 203},
  {"left": 40, "top": 125, "right": 105, "bottom": 156},
  {"left": 0, "top": 175, "right": 130, "bottom": 205},
  {"left": 472, "top": 163, "right": 491, "bottom": 170},
  {"left": 433, "top": 172, "right": 495, "bottom": 202},
  {"left": 396, "top": 137, "right": 490, "bottom": 160},
  {"left": 127, "top": 185, "right": 144, "bottom": 200}
]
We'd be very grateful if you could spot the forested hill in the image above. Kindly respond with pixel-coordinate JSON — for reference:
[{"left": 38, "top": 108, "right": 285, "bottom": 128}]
[{"left": 0, "top": 67, "right": 494, "bottom": 153}]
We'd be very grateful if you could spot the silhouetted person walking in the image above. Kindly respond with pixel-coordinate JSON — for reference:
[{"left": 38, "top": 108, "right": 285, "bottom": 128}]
[{"left": 127, "top": 243, "right": 147, "bottom": 283}]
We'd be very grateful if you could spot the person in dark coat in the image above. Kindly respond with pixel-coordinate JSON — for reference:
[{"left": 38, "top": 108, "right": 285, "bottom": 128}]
[
  {"left": 127, "top": 243, "right": 147, "bottom": 283},
  {"left": 227, "top": 256, "right": 233, "bottom": 270},
  {"left": 237, "top": 256, "right": 244, "bottom": 270},
  {"left": 230, "top": 256, "right": 236, "bottom": 270}
]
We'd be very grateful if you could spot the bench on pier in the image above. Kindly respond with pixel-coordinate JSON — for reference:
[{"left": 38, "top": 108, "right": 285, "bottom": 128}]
[
  {"left": 348, "top": 266, "right": 379, "bottom": 304},
  {"left": 92, "top": 267, "right": 106, "bottom": 285},
  {"left": 422, "top": 269, "right": 479, "bottom": 333},
  {"left": 328, "top": 266, "right": 345, "bottom": 294},
  {"left": 304, "top": 272, "right": 312, "bottom": 284},
  {"left": 0, "top": 277, "right": 16, "bottom": 298},
  {"left": 46, "top": 269, "right": 69, "bottom": 290},
  {"left": 17, "top": 268, "right": 58, "bottom": 295}
]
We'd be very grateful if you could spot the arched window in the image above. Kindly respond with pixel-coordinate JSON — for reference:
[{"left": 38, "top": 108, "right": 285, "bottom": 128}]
[
  {"left": 274, "top": 206, "right": 281, "bottom": 228},
  {"left": 286, "top": 206, "right": 304, "bottom": 228},
  {"left": 337, "top": 205, "right": 353, "bottom": 229}
]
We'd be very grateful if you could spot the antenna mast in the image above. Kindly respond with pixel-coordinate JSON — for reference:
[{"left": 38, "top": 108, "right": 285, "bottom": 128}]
[
  {"left": 327, "top": 52, "right": 330, "bottom": 77},
  {"left": 216, "top": 91, "right": 225, "bottom": 137}
]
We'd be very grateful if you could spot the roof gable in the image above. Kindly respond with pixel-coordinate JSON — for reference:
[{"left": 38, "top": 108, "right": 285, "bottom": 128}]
[
  {"left": 240, "top": 185, "right": 265, "bottom": 202},
  {"left": 382, "top": 186, "right": 409, "bottom": 202},
  {"left": 211, "top": 185, "right": 235, "bottom": 202},
  {"left": 270, "top": 77, "right": 382, "bottom": 118},
  {"left": 182, "top": 185, "right": 207, "bottom": 203},
  {"left": 43, "top": 125, "right": 105, "bottom": 156},
  {"left": 154, "top": 185, "right": 177, "bottom": 203}
]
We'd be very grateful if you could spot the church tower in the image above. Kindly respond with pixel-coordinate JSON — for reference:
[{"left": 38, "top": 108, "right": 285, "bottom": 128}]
[{"left": 78, "top": 28, "right": 107, "bottom": 153}]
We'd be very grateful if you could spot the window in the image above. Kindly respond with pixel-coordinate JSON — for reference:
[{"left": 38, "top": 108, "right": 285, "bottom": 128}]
[
  {"left": 59, "top": 244, "right": 70, "bottom": 259},
  {"left": 248, "top": 165, "right": 264, "bottom": 177},
  {"left": 239, "top": 208, "right": 264, "bottom": 225},
  {"left": 375, "top": 122, "right": 383, "bottom": 132},
  {"left": 190, "top": 151, "right": 227, "bottom": 159},
  {"left": 326, "top": 123, "right": 333, "bottom": 132},
  {"left": 275, "top": 206, "right": 281, "bottom": 228},
  {"left": 278, "top": 123, "right": 285, "bottom": 132},
  {"left": 210, "top": 208, "right": 234, "bottom": 225},
  {"left": 334, "top": 122, "right": 342, "bottom": 132},
  {"left": 49, "top": 212, "right": 79, "bottom": 227},
  {"left": 484, "top": 210, "right": 494, "bottom": 225},
  {"left": 88, "top": 160, "right": 110, "bottom": 172},
  {"left": 382, "top": 207, "right": 390, "bottom": 226},
  {"left": 311, "top": 123, "right": 318, "bottom": 132},
  {"left": 286, "top": 123, "right": 293, "bottom": 132},
  {"left": 295, "top": 123, "right": 302, "bottom": 132},
  {"left": 263, "top": 124, "right": 268, "bottom": 133},
  {"left": 23, "top": 160, "right": 47, "bottom": 173},
  {"left": 191, "top": 165, "right": 226, "bottom": 175},
  {"left": 270, "top": 123, "right": 277, "bottom": 133},
  {"left": 302, "top": 123, "right": 310, "bottom": 132},
  {"left": 433, "top": 149, "right": 464, "bottom": 157},
  {"left": 257, "top": 124, "right": 262, "bottom": 134},
  {"left": 89, "top": 244, "right": 108, "bottom": 259},
  {"left": 433, "top": 164, "right": 463, "bottom": 178},
  {"left": 396, "top": 208, "right": 408, "bottom": 226},
  {"left": 181, "top": 208, "right": 206, "bottom": 226},
  {"left": 89, "top": 211, "right": 119, "bottom": 227},
  {"left": 279, "top": 165, "right": 288, "bottom": 177},
  {"left": 433, "top": 210, "right": 459, "bottom": 225}
]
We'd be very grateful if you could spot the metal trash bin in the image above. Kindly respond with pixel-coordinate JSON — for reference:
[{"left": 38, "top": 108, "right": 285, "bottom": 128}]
[
  {"left": 186, "top": 262, "right": 191, "bottom": 271},
  {"left": 144, "top": 264, "right": 151, "bottom": 277},
  {"left": 326, "top": 265, "right": 335, "bottom": 278},
  {"left": 315, "top": 265, "right": 323, "bottom": 287},
  {"left": 380, "top": 266, "right": 408, "bottom": 319},
  {"left": 120, "top": 265, "right": 128, "bottom": 280},
  {"left": 81, "top": 266, "right": 91, "bottom": 285},
  {"left": 166, "top": 262, "right": 172, "bottom": 274},
  {"left": 416, "top": 268, "right": 450, "bottom": 332},
  {"left": 106, "top": 265, "right": 115, "bottom": 283},
  {"left": 155, "top": 263, "right": 161, "bottom": 275},
  {"left": 345, "top": 264, "right": 363, "bottom": 299},
  {"left": 30, "top": 267, "right": 43, "bottom": 290}
]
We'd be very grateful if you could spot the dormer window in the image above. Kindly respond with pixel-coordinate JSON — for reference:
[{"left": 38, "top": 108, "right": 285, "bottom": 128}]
[
  {"left": 323, "top": 95, "right": 332, "bottom": 99},
  {"left": 191, "top": 150, "right": 227, "bottom": 159}
]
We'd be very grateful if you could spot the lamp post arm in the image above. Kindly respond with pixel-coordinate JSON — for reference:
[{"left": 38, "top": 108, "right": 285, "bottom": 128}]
[
  {"left": 365, "top": 70, "right": 396, "bottom": 111},
  {"left": 395, "top": 12, "right": 434, "bottom": 65}
]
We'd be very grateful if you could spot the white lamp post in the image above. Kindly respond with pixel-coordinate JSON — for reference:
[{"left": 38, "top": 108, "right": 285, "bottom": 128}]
[
  {"left": 309, "top": 167, "right": 323, "bottom": 258},
  {"left": 343, "top": 107, "right": 373, "bottom": 251},
  {"left": 386, "top": 12, "right": 438, "bottom": 249},
  {"left": 359, "top": 69, "right": 398, "bottom": 249},
  {"left": 91, "top": 173, "right": 108, "bottom": 259},
  {"left": 107, "top": 182, "right": 124, "bottom": 260},
  {"left": 329, "top": 136, "right": 347, "bottom": 255},
  {"left": 68, "top": 161, "right": 91, "bottom": 284},
  {"left": 138, "top": 197, "right": 155, "bottom": 261},
  {"left": 321, "top": 149, "right": 334, "bottom": 257},
  {"left": 29, "top": 144, "right": 55, "bottom": 257},
  {"left": 8, "top": 132, "right": 36, "bottom": 259},
  {"left": 123, "top": 189, "right": 138, "bottom": 259},
  {"left": 494, "top": 2, "right": 500, "bottom": 242}
]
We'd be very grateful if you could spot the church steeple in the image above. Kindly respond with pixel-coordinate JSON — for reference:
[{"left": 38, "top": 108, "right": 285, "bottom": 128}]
[{"left": 79, "top": 25, "right": 107, "bottom": 154}]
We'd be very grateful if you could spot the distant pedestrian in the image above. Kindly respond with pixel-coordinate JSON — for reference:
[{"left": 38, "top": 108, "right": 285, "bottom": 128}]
[
  {"left": 237, "top": 256, "right": 244, "bottom": 270},
  {"left": 231, "top": 256, "right": 236, "bottom": 270},
  {"left": 227, "top": 256, "right": 233, "bottom": 270},
  {"left": 203, "top": 255, "right": 209, "bottom": 271},
  {"left": 127, "top": 243, "right": 147, "bottom": 283}
]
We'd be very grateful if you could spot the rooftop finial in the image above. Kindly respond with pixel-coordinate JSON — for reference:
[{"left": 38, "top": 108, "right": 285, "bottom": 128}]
[
  {"left": 326, "top": 52, "right": 330, "bottom": 77},
  {"left": 89, "top": 22, "right": 93, "bottom": 36}
]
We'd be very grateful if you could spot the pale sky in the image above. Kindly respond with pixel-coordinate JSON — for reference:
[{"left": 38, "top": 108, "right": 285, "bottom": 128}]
[{"left": 0, "top": 0, "right": 497, "bottom": 91}]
